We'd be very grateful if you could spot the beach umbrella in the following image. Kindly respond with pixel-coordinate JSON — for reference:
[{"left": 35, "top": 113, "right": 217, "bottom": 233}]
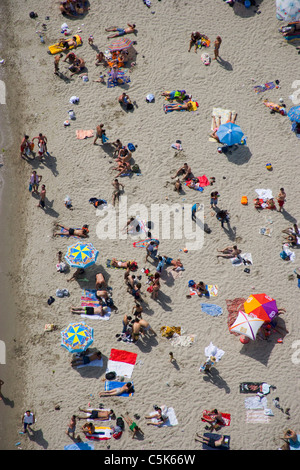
[
  {"left": 216, "top": 122, "right": 244, "bottom": 146},
  {"left": 229, "top": 311, "right": 264, "bottom": 341},
  {"left": 276, "top": 0, "right": 300, "bottom": 21},
  {"left": 61, "top": 322, "right": 94, "bottom": 353},
  {"left": 288, "top": 106, "right": 300, "bottom": 123},
  {"left": 65, "top": 242, "right": 99, "bottom": 269},
  {"left": 107, "top": 37, "right": 133, "bottom": 51},
  {"left": 244, "top": 294, "right": 278, "bottom": 322}
]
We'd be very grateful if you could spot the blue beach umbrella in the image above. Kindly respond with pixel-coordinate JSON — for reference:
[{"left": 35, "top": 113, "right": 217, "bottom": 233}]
[
  {"left": 216, "top": 122, "right": 244, "bottom": 146},
  {"left": 61, "top": 322, "right": 94, "bottom": 353},
  {"left": 288, "top": 106, "right": 300, "bottom": 123},
  {"left": 65, "top": 242, "right": 99, "bottom": 269}
]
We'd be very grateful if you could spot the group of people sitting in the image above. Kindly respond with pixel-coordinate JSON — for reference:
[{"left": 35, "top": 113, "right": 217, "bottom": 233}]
[
  {"left": 60, "top": 0, "right": 89, "bottom": 17},
  {"left": 120, "top": 302, "right": 155, "bottom": 343}
]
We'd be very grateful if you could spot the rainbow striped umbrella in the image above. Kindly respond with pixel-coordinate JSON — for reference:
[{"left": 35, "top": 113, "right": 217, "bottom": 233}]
[
  {"left": 107, "top": 37, "right": 133, "bottom": 51},
  {"left": 65, "top": 242, "right": 99, "bottom": 269},
  {"left": 61, "top": 322, "right": 94, "bottom": 353}
]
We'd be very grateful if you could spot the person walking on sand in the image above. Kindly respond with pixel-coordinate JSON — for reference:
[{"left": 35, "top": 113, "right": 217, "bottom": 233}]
[
  {"left": 277, "top": 187, "right": 286, "bottom": 212},
  {"left": 93, "top": 124, "right": 107, "bottom": 145},
  {"left": 21, "top": 410, "right": 35, "bottom": 434},
  {"left": 54, "top": 53, "right": 63, "bottom": 75},
  {"left": 105, "top": 23, "right": 136, "bottom": 39},
  {"left": 29, "top": 171, "right": 42, "bottom": 194},
  {"left": 66, "top": 415, "right": 77, "bottom": 438},
  {"left": 37, "top": 184, "right": 46, "bottom": 209},
  {"left": 213, "top": 36, "right": 222, "bottom": 60}
]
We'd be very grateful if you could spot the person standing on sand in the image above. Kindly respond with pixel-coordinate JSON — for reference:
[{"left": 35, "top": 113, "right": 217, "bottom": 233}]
[
  {"left": 37, "top": 184, "right": 46, "bottom": 209},
  {"left": 213, "top": 36, "right": 222, "bottom": 60},
  {"left": 93, "top": 124, "right": 108, "bottom": 145},
  {"left": 66, "top": 415, "right": 77, "bottom": 438},
  {"left": 21, "top": 410, "right": 35, "bottom": 433},
  {"left": 54, "top": 54, "right": 63, "bottom": 75},
  {"left": 277, "top": 188, "right": 286, "bottom": 212},
  {"left": 112, "top": 178, "right": 124, "bottom": 206}
]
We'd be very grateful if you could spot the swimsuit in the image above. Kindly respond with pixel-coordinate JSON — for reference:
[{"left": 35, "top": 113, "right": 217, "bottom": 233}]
[
  {"left": 117, "top": 28, "right": 126, "bottom": 36},
  {"left": 68, "top": 228, "right": 75, "bottom": 236},
  {"left": 129, "top": 422, "right": 137, "bottom": 432},
  {"left": 83, "top": 356, "right": 91, "bottom": 365},
  {"left": 89, "top": 410, "right": 99, "bottom": 420},
  {"left": 84, "top": 307, "right": 95, "bottom": 315}
]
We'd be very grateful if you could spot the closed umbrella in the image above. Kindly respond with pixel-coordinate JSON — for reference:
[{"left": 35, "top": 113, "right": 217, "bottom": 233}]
[
  {"left": 216, "top": 122, "right": 244, "bottom": 146},
  {"left": 276, "top": 0, "right": 300, "bottom": 21}
]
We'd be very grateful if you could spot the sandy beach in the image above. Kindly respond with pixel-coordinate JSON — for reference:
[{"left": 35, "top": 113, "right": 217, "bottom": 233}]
[{"left": 0, "top": 0, "right": 300, "bottom": 451}]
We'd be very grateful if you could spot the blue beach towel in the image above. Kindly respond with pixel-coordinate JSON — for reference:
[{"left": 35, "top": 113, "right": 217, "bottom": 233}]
[
  {"left": 200, "top": 303, "right": 223, "bottom": 317},
  {"left": 64, "top": 442, "right": 94, "bottom": 450},
  {"left": 201, "top": 433, "right": 230, "bottom": 451},
  {"left": 104, "top": 380, "right": 134, "bottom": 397}
]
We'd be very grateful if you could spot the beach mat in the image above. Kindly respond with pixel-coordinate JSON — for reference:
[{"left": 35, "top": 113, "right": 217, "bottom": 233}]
[
  {"left": 106, "top": 348, "right": 137, "bottom": 378},
  {"left": 104, "top": 380, "right": 134, "bottom": 397},
  {"left": 201, "top": 433, "right": 230, "bottom": 451},
  {"left": 64, "top": 442, "right": 94, "bottom": 450},
  {"left": 200, "top": 303, "right": 223, "bottom": 317},
  {"left": 245, "top": 410, "right": 271, "bottom": 424},
  {"left": 201, "top": 411, "right": 231, "bottom": 427},
  {"left": 240, "top": 382, "right": 270, "bottom": 394},
  {"left": 85, "top": 426, "right": 113, "bottom": 440},
  {"left": 148, "top": 407, "right": 178, "bottom": 426},
  {"left": 209, "top": 108, "right": 236, "bottom": 142},
  {"left": 48, "top": 34, "right": 82, "bottom": 55},
  {"left": 253, "top": 82, "right": 276, "bottom": 94},
  {"left": 76, "top": 130, "right": 94, "bottom": 139},
  {"left": 231, "top": 253, "right": 253, "bottom": 267}
]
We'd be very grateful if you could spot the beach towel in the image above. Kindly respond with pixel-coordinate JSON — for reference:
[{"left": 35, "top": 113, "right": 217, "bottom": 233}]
[
  {"left": 282, "top": 244, "right": 296, "bottom": 262},
  {"left": 64, "top": 442, "right": 94, "bottom": 450},
  {"left": 189, "top": 285, "right": 218, "bottom": 297},
  {"left": 201, "top": 411, "right": 231, "bottom": 427},
  {"left": 84, "top": 408, "right": 112, "bottom": 422},
  {"left": 148, "top": 407, "right": 178, "bottom": 426},
  {"left": 255, "top": 188, "right": 273, "bottom": 201},
  {"left": 240, "top": 382, "right": 273, "bottom": 394},
  {"left": 106, "top": 349, "right": 137, "bottom": 378},
  {"left": 169, "top": 333, "right": 196, "bottom": 347},
  {"left": 185, "top": 175, "right": 210, "bottom": 190},
  {"left": 231, "top": 253, "right": 253, "bottom": 267},
  {"left": 133, "top": 238, "right": 159, "bottom": 248},
  {"left": 289, "top": 435, "right": 300, "bottom": 450},
  {"left": 200, "top": 303, "right": 223, "bottom": 317},
  {"left": 209, "top": 108, "right": 236, "bottom": 142},
  {"left": 201, "top": 433, "right": 230, "bottom": 451},
  {"left": 245, "top": 410, "right": 271, "bottom": 424},
  {"left": 259, "top": 227, "right": 272, "bottom": 237},
  {"left": 104, "top": 380, "right": 134, "bottom": 397},
  {"left": 85, "top": 426, "right": 113, "bottom": 440},
  {"left": 76, "top": 130, "right": 94, "bottom": 139},
  {"left": 244, "top": 396, "right": 268, "bottom": 410},
  {"left": 76, "top": 356, "right": 104, "bottom": 369},
  {"left": 80, "top": 290, "right": 112, "bottom": 320},
  {"left": 253, "top": 82, "right": 276, "bottom": 94},
  {"left": 107, "top": 70, "right": 131, "bottom": 88}
]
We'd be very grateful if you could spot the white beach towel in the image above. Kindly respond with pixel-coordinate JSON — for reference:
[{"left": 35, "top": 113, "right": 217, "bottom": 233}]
[
  {"left": 231, "top": 253, "right": 253, "bottom": 266},
  {"left": 255, "top": 189, "right": 273, "bottom": 201},
  {"left": 105, "top": 349, "right": 137, "bottom": 379},
  {"left": 283, "top": 243, "right": 296, "bottom": 262},
  {"left": 169, "top": 333, "right": 196, "bottom": 347},
  {"left": 246, "top": 410, "right": 271, "bottom": 424},
  {"left": 80, "top": 307, "right": 111, "bottom": 321},
  {"left": 149, "top": 407, "right": 178, "bottom": 426},
  {"left": 244, "top": 396, "right": 268, "bottom": 410}
]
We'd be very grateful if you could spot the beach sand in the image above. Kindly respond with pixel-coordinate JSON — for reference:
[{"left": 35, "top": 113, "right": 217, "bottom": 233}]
[{"left": 0, "top": 0, "right": 299, "bottom": 451}]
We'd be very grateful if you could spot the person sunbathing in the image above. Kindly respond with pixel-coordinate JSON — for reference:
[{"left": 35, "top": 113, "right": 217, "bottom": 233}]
[
  {"left": 53, "top": 224, "right": 89, "bottom": 238},
  {"left": 145, "top": 407, "right": 168, "bottom": 426},
  {"left": 121, "top": 413, "right": 144, "bottom": 439},
  {"left": 282, "top": 224, "right": 300, "bottom": 236},
  {"left": 99, "top": 382, "right": 134, "bottom": 397},
  {"left": 266, "top": 198, "right": 276, "bottom": 210},
  {"left": 188, "top": 31, "right": 208, "bottom": 53},
  {"left": 116, "top": 147, "right": 132, "bottom": 163},
  {"left": 95, "top": 51, "right": 107, "bottom": 66},
  {"left": 203, "top": 409, "right": 225, "bottom": 431},
  {"left": 165, "top": 101, "right": 198, "bottom": 112},
  {"left": 111, "top": 258, "right": 131, "bottom": 269},
  {"left": 57, "top": 36, "right": 78, "bottom": 51},
  {"left": 82, "top": 422, "right": 95, "bottom": 436},
  {"left": 195, "top": 433, "right": 228, "bottom": 448},
  {"left": 71, "top": 351, "right": 102, "bottom": 367},
  {"left": 70, "top": 305, "right": 109, "bottom": 316},
  {"left": 77, "top": 409, "right": 115, "bottom": 420},
  {"left": 171, "top": 163, "right": 193, "bottom": 181},
  {"left": 210, "top": 115, "right": 221, "bottom": 141},
  {"left": 105, "top": 23, "right": 136, "bottom": 38},
  {"left": 283, "top": 232, "right": 299, "bottom": 245},
  {"left": 254, "top": 197, "right": 262, "bottom": 210},
  {"left": 217, "top": 245, "right": 241, "bottom": 258},
  {"left": 112, "top": 160, "right": 132, "bottom": 178},
  {"left": 161, "top": 90, "right": 187, "bottom": 101}
]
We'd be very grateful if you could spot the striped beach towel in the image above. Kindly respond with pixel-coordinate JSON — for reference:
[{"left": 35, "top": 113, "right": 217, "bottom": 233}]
[{"left": 253, "top": 82, "right": 275, "bottom": 94}]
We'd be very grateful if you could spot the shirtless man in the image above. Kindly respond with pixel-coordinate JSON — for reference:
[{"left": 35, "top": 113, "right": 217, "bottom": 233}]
[
  {"left": 63, "top": 51, "right": 77, "bottom": 64},
  {"left": 70, "top": 305, "right": 108, "bottom": 316},
  {"left": 58, "top": 35, "right": 78, "bottom": 51},
  {"left": 20, "top": 135, "right": 32, "bottom": 159},
  {"left": 138, "top": 318, "right": 156, "bottom": 336},
  {"left": 53, "top": 224, "right": 89, "bottom": 238},
  {"left": 116, "top": 148, "right": 132, "bottom": 163},
  {"left": 105, "top": 23, "right": 136, "bottom": 39},
  {"left": 77, "top": 408, "right": 115, "bottom": 421},
  {"left": 54, "top": 54, "right": 63, "bottom": 75},
  {"left": 71, "top": 351, "right": 102, "bottom": 368},
  {"left": 95, "top": 272, "right": 107, "bottom": 290},
  {"left": 99, "top": 382, "right": 134, "bottom": 397},
  {"left": 33, "top": 133, "right": 48, "bottom": 156},
  {"left": 93, "top": 124, "right": 106, "bottom": 145},
  {"left": 37, "top": 184, "right": 46, "bottom": 209},
  {"left": 188, "top": 31, "right": 202, "bottom": 52},
  {"left": 171, "top": 163, "right": 193, "bottom": 181},
  {"left": 213, "top": 36, "right": 222, "bottom": 60},
  {"left": 277, "top": 187, "right": 286, "bottom": 212},
  {"left": 112, "top": 178, "right": 124, "bottom": 205},
  {"left": 69, "top": 57, "right": 85, "bottom": 76},
  {"left": 112, "top": 139, "right": 123, "bottom": 156},
  {"left": 217, "top": 245, "right": 241, "bottom": 258}
]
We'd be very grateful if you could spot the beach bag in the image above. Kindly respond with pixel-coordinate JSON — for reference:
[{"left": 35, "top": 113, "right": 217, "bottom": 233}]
[
  {"left": 131, "top": 164, "right": 140, "bottom": 173},
  {"left": 105, "top": 371, "right": 116, "bottom": 380},
  {"left": 113, "top": 426, "right": 122, "bottom": 439},
  {"left": 241, "top": 196, "right": 248, "bottom": 205},
  {"left": 127, "top": 143, "right": 135, "bottom": 152}
]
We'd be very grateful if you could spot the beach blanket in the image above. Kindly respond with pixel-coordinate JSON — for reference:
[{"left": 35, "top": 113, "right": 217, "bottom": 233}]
[
  {"left": 231, "top": 253, "right": 253, "bottom": 267},
  {"left": 84, "top": 408, "right": 112, "bottom": 422},
  {"left": 148, "top": 407, "right": 178, "bottom": 426},
  {"left": 64, "top": 442, "right": 94, "bottom": 450},
  {"left": 289, "top": 435, "right": 300, "bottom": 450},
  {"left": 244, "top": 396, "right": 268, "bottom": 410},
  {"left": 107, "top": 70, "right": 131, "bottom": 88},
  {"left": 282, "top": 244, "right": 296, "bottom": 262},
  {"left": 189, "top": 285, "right": 218, "bottom": 297},
  {"left": 104, "top": 380, "right": 134, "bottom": 397},
  {"left": 76, "top": 130, "right": 94, "bottom": 139},
  {"left": 259, "top": 227, "right": 272, "bottom": 237},
  {"left": 253, "top": 82, "right": 276, "bottom": 94},
  {"left": 245, "top": 410, "right": 271, "bottom": 424},
  {"left": 226, "top": 297, "right": 247, "bottom": 335},
  {"left": 58, "top": 227, "right": 81, "bottom": 239},
  {"left": 77, "top": 357, "right": 104, "bottom": 369},
  {"left": 85, "top": 426, "right": 113, "bottom": 440},
  {"left": 200, "top": 303, "right": 223, "bottom": 317},
  {"left": 209, "top": 108, "right": 236, "bottom": 142},
  {"left": 185, "top": 175, "right": 210, "bottom": 190},
  {"left": 255, "top": 188, "right": 273, "bottom": 201},
  {"left": 240, "top": 382, "right": 273, "bottom": 394},
  {"left": 80, "top": 289, "right": 112, "bottom": 320},
  {"left": 133, "top": 238, "right": 159, "bottom": 248},
  {"left": 201, "top": 411, "right": 231, "bottom": 427},
  {"left": 106, "top": 349, "right": 137, "bottom": 378},
  {"left": 169, "top": 333, "right": 196, "bottom": 347},
  {"left": 201, "top": 433, "right": 230, "bottom": 451}
]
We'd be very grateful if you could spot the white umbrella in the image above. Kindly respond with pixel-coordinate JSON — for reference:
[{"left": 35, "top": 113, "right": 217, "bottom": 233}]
[
  {"left": 229, "top": 311, "right": 264, "bottom": 340},
  {"left": 276, "top": 0, "right": 300, "bottom": 21}
]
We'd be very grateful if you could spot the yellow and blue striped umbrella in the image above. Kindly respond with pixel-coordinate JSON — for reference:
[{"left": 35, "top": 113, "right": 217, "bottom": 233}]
[
  {"left": 65, "top": 242, "right": 99, "bottom": 269},
  {"left": 61, "top": 322, "right": 94, "bottom": 353}
]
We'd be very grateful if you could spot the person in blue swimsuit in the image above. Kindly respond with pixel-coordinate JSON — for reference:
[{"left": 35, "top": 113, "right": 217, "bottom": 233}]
[{"left": 105, "top": 23, "right": 136, "bottom": 39}]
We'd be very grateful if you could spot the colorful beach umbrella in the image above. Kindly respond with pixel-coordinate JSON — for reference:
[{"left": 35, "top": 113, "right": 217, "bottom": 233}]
[
  {"left": 65, "top": 242, "right": 99, "bottom": 269},
  {"left": 216, "top": 122, "right": 244, "bottom": 146},
  {"left": 107, "top": 37, "right": 133, "bottom": 51},
  {"left": 288, "top": 106, "right": 300, "bottom": 123},
  {"left": 276, "top": 0, "right": 300, "bottom": 21},
  {"left": 229, "top": 311, "right": 264, "bottom": 341},
  {"left": 61, "top": 322, "right": 94, "bottom": 353},
  {"left": 244, "top": 294, "right": 278, "bottom": 322}
]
